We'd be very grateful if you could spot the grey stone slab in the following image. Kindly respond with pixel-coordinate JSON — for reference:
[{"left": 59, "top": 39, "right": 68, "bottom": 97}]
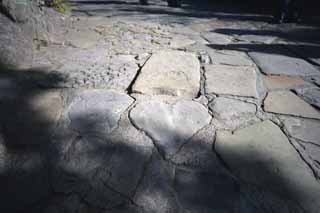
[
  {"left": 202, "top": 32, "right": 232, "bottom": 45},
  {"left": 264, "top": 91, "right": 320, "bottom": 119},
  {"left": 281, "top": 117, "right": 320, "bottom": 145},
  {"left": 33, "top": 46, "right": 139, "bottom": 90},
  {"left": 67, "top": 90, "right": 134, "bottom": 135},
  {"left": 294, "top": 87, "right": 320, "bottom": 109},
  {"left": 66, "top": 29, "right": 102, "bottom": 49},
  {"left": 171, "top": 125, "right": 226, "bottom": 173},
  {"left": 175, "top": 168, "right": 239, "bottom": 213},
  {"left": 204, "top": 64, "right": 258, "bottom": 98},
  {"left": 209, "top": 97, "right": 259, "bottom": 130},
  {"left": 215, "top": 120, "right": 320, "bottom": 213},
  {"left": 129, "top": 100, "right": 211, "bottom": 159},
  {"left": 209, "top": 50, "right": 254, "bottom": 66},
  {"left": 134, "top": 151, "right": 180, "bottom": 213},
  {"left": 249, "top": 47, "right": 320, "bottom": 76},
  {"left": 132, "top": 50, "right": 201, "bottom": 98}
]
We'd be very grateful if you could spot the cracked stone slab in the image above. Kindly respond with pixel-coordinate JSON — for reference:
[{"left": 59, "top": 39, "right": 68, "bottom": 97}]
[
  {"left": 263, "top": 75, "right": 311, "bottom": 91},
  {"left": 132, "top": 50, "right": 200, "bottom": 97},
  {"left": 249, "top": 47, "right": 320, "bottom": 76},
  {"left": 134, "top": 151, "right": 180, "bottom": 213},
  {"left": 204, "top": 64, "right": 258, "bottom": 98},
  {"left": 215, "top": 120, "right": 320, "bottom": 213},
  {"left": 175, "top": 168, "right": 239, "bottom": 213},
  {"left": 209, "top": 97, "right": 259, "bottom": 130},
  {"left": 280, "top": 116, "right": 320, "bottom": 145},
  {"left": 130, "top": 100, "right": 211, "bottom": 159},
  {"left": 264, "top": 91, "right": 320, "bottom": 119},
  {"left": 202, "top": 32, "right": 232, "bottom": 45},
  {"left": 294, "top": 87, "right": 320, "bottom": 109},
  {"left": 67, "top": 90, "right": 134, "bottom": 135}
]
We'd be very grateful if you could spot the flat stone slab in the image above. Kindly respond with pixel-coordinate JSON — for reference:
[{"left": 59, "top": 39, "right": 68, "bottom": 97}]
[
  {"left": 281, "top": 117, "right": 320, "bottom": 145},
  {"left": 67, "top": 90, "right": 134, "bottom": 134},
  {"left": 209, "top": 50, "right": 254, "bottom": 66},
  {"left": 202, "top": 32, "right": 232, "bottom": 45},
  {"left": 33, "top": 46, "right": 139, "bottom": 90},
  {"left": 294, "top": 87, "right": 320, "bottom": 109},
  {"left": 263, "top": 75, "right": 310, "bottom": 91},
  {"left": 264, "top": 91, "right": 320, "bottom": 119},
  {"left": 215, "top": 120, "right": 320, "bottom": 213},
  {"left": 132, "top": 50, "right": 200, "bottom": 98},
  {"left": 209, "top": 97, "right": 258, "bottom": 130},
  {"left": 129, "top": 100, "right": 211, "bottom": 159},
  {"left": 249, "top": 47, "right": 320, "bottom": 76},
  {"left": 204, "top": 64, "right": 258, "bottom": 98}
]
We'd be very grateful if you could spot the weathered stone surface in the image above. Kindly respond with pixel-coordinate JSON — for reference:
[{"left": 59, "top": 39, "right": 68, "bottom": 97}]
[
  {"left": 204, "top": 64, "right": 258, "bottom": 98},
  {"left": 281, "top": 117, "right": 320, "bottom": 144},
  {"left": 132, "top": 50, "right": 200, "bottom": 97},
  {"left": 237, "top": 34, "right": 277, "bottom": 44},
  {"left": 171, "top": 125, "right": 223, "bottom": 172},
  {"left": 209, "top": 50, "right": 254, "bottom": 66},
  {"left": 0, "top": 13, "right": 33, "bottom": 68},
  {"left": 175, "top": 168, "right": 239, "bottom": 213},
  {"left": 209, "top": 97, "right": 259, "bottom": 130},
  {"left": 66, "top": 29, "right": 101, "bottom": 49},
  {"left": 264, "top": 91, "right": 320, "bottom": 119},
  {"left": 202, "top": 32, "right": 232, "bottom": 45},
  {"left": 169, "top": 35, "right": 196, "bottom": 49},
  {"left": 215, "top": 120, "right": 320, "bottom": 213},
  {"left": 33, "top": 46, "right": 139, "bottom": 90},
  {"left": 67, "top": 90, "right": 134, "bottom": 134},
  {"left": 294, "top": 87, "right": 320, "bottom": 109},
  {"left": 1, "top": 0, "right": 30, "bottom": 23},
  {"left": 134, "top": 151, "right": 180, "bottom": 213},
  {"left": 130, "top": 100, "right": 211, "bottom": 159},
  {"left": 249, "top": 48, "right": 320, "bottom": 76},
  {"left": 1, "top": 90, "right": 63, "bottom": 146},
  {"left": 0, "top": 133, "right": 49, "bottom": 212},
  {"left": 263, "top": 75, "right": 310, "bottom": 91}
]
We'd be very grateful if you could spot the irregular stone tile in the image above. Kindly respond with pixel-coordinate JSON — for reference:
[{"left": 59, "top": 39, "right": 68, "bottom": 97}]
[
  {"left": 67, "top": 90, "right": 134, "bottom": 135},
  {"left": 209, "top": 97, "right": 259, "bottom": 130},
  {"left": 204, "top": 64, "right": 258, "bottom": 98},
  {"left": 130, "top": 100, "right": 211, "bottom": 159},
  {"left": 294, "top": 87, "right": 320, "bottom": 109},
  {"left": 202, "top": 32, "right": 232, "bottom": 45},
  {"left": 263, "top": 75, "right": 310, "bottom": 91},
  {"left": 171, "top": 125, "right": 224, "bottom": 172},
  {"left": 132, "top": 50, "right": 200, "bottom": 98},
  {"left": 215, "top": 120, "right": 320, "bottom": 213},
  {"left": 175, "top": 168, "right": 239, "bottom": 213},
  {"left": 134, "top": 151, "right": 180, "bottom": 213},
  {"left": 249, "top": 47, "right": 320, "bottom": 76},
  {"left": 209, "top": 50, "right": 254, "bottom": 66},
  {"left": 264, "top": 91, "right": 320, "bottom": 119},
  {"left": 280, "top": 116, "right": 320, "bottom": 145},
  {"left": 66, "top": 29, "right": 101, "bottom": 49}
]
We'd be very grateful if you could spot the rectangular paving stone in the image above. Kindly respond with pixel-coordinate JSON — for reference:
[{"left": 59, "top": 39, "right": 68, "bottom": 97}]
[
  {"left": 132, "top": 50, "right": 200, "bottom": 98},
  {"left": 249, "top": 47, "right": 320, "bottom": 76},
  {"left": 204, "top": 64, "right": 258, "bottom": 98},
  {"left": 263, "top": 75, "right": 311, "bottom": 91}
]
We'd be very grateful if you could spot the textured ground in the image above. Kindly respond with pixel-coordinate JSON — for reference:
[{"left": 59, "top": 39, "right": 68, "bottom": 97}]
[{"left": 1, "top": 0, "right": 320, "bottom": 212}]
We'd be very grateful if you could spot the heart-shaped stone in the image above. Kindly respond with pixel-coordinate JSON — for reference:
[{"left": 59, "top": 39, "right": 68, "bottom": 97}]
[{"left": 130, "top": 100, "right": 211, "bottom": 159}]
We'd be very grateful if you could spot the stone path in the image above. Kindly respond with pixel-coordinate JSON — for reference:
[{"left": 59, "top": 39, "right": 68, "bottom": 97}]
[{"left": 1, "top": 0, "right": 320, "bottom": 212}]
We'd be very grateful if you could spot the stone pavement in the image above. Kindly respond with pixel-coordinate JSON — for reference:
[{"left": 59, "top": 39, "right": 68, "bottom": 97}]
[{"left": 1, "top": 0, "right": 320, "bottom": 212}]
